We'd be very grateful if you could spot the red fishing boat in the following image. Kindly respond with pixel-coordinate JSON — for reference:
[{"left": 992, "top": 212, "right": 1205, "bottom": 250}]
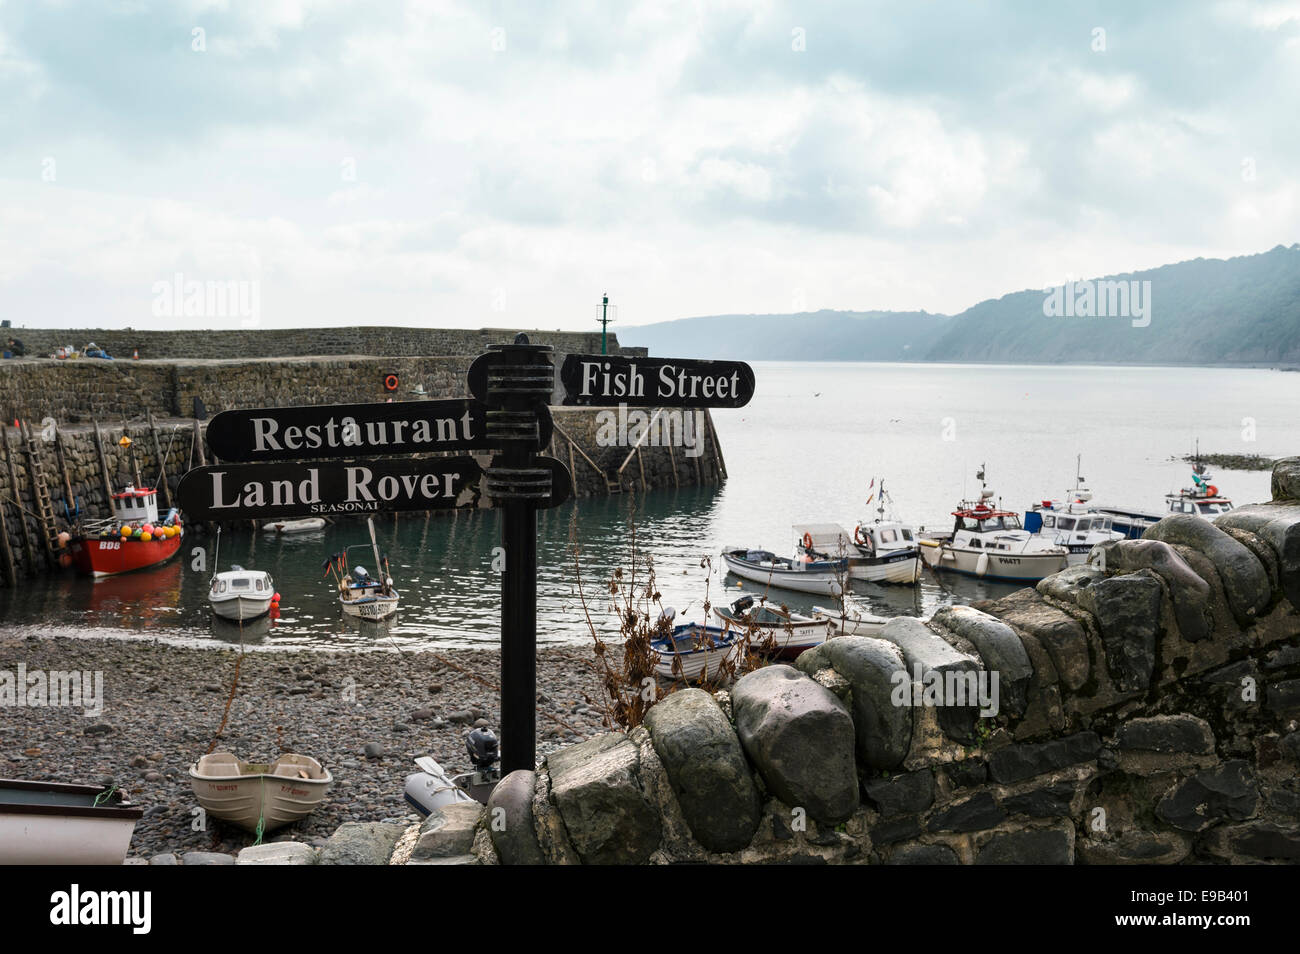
[{"left": 69, "top": 486, "right": 184, "bottom": 577}]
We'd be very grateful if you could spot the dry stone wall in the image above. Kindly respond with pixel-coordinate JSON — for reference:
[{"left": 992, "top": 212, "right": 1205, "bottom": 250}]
[{"left": 416, "top": 459, "right": 1300, "bottom": 866}]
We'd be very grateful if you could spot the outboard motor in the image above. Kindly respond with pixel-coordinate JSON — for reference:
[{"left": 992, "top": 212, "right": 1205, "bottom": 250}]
[{"left": 452, "top": 727, "right": 502, "bottom": 805}]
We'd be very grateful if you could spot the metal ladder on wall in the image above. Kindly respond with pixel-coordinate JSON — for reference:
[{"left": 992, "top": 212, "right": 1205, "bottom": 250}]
[{"left": 20, "top": 420, "right": 60, "bottom": 564}]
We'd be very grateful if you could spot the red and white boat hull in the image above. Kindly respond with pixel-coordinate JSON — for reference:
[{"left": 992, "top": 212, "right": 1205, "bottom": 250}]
[{"left": 70, "top": 533, "right": 184, "bottom": 577}]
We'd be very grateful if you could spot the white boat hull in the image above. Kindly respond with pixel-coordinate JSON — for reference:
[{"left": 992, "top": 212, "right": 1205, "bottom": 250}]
[
  {"left": 262, "top": 518, "right": 327, "bottom": 534},
  {"left": 0, "top": 812, "right": 139, "bottom": 865},
  {"left": 848, "top": 554, "right": 922, "bottom": 584},
  {"left": 811, "top": 606, "right": 888, "bottom": 636},
  {"left": 722, "top": 554, "right": 845, "bottom": 597},
  {"left": 713, "top": 610, "right": 831, "bottom": 658},
  {"left": 209, "top": 595, "right": 273, "bottom": 621},
  {"left": 190, "top": 753, "right": 332, "bottom": 834},
  {"left": 920, "top": 543, "right": 1066, "bottom": 582},
  {"left": 341, "top": 592, "right": 400, "bottom": 620},
  {"left": 654, "top": 643, "right": 738, "bottom": 681}
]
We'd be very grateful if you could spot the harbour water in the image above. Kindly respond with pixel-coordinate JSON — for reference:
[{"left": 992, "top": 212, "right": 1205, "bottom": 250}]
[{"left": 1, "top": 361, "right": 1295, "bottom": 650}]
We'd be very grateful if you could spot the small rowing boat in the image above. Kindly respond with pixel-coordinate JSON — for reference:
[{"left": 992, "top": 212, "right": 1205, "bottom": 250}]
[
  {"left": 189, "top": 752, "right": 332, "bottom": 834},
  {"left": 713, "top": 593, "right": 831, "bottom": 659},
  {"left": 721, "top": 546, "right": 848, "bottom": 597},
  {"left": 0, "top": 778, "right": 143, "bottom": 864},
  {"left": 650, "top": 612, "right": 740, "bottom": 682},
  {"left": 810, "top": 602, "right": 889, "bottom": 636},
  {"left": 262, "top": 517, "right": 327, "bottom": 534}
]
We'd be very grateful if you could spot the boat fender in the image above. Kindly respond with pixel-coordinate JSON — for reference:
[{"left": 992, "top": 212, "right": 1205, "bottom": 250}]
[{"left": 975, "top": 552, "right": 990, "bottom": 577}]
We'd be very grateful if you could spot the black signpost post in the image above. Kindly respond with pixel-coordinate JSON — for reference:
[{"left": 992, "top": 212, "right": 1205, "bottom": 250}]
[{"left": 179, "top": 339, "right": 751, "bottom": 784}]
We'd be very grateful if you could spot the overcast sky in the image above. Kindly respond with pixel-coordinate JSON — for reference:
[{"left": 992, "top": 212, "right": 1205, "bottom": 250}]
[{"left": 1, "top": 0, "right": 1297, "bottom": 331}]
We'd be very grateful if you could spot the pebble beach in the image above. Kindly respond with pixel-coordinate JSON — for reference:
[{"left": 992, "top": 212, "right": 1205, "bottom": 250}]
[{"left": 0, "top": 632, "right": 612, "bottom": 860}]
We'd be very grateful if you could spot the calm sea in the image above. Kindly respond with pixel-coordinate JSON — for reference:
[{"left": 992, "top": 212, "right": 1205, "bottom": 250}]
[{"left": 2, "top": 362, "right": 1296, "bottom": 651}]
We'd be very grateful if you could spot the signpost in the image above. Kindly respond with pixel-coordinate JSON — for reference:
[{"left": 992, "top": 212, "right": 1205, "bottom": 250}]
[
  {"left": 183, "top": 337, "right": 750, "bottom": 781},
  {"left": 550, "top": 354, "right": 755, "bottom": 408},
  {"left": 202, "top": 398, "right": 523, "bottom": 463}
]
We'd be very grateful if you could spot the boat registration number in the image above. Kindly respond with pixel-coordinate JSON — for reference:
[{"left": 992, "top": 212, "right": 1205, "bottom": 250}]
[{"left": 98, "top": 541, "right": 120, "bottom": 550}]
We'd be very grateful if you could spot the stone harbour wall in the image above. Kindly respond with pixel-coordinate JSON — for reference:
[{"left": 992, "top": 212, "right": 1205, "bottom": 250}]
[
  {"left": 8, "top": 326, "right": 642, "bottom": 362},
  {"left": 407, "top": 459, "right": 1300, "bottom": 865},
  {"left": 0, "top": 408, "right": 724, "bottom": 582}
]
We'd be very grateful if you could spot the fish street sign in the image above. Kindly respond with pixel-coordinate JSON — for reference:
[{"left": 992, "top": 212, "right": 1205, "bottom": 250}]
[
  {"left": 552, "top": 354, "right": 755, "bottom": 408},
  {"left": 177, "top": 455, "right": 573, "bottom": 520},
  {"left": 202, "top": 399, "right": 541, "bottom": 463}
]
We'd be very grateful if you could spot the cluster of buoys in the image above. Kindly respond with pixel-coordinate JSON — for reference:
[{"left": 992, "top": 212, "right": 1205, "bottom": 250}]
[
  {"left": 99, "top": 518, "right": 183, "bottom": 541},
  {"left": 269, "top": 591, "right": 282, "bottom": 620}
]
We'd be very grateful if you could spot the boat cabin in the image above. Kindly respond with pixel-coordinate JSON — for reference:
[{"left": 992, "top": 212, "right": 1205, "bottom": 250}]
[
  {"left": 1165, "top": 492, "right": 1232, "bottom": 516},
  {"left": 112, "top": 486, "right": 160, "bottom": 525},
  {"left": 211, "top": 566, "right": 273, "bottom": 597},
  {"left": 950, "top": 505, "right": 1032, "bottom": 551}
]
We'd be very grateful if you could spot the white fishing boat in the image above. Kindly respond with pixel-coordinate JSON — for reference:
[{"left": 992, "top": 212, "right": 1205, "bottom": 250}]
[
  {"left": 721, "top": 545, "right": 848, "bottom": 597},
  {"left": 189, "top": 752, "right": 332, "bottom": 834},
  {"left": 0, "top": 779, "right": 143, "bottom": 865},
  {"left": 712, "top": 593, "right": 831, "bottom": 659},
  {"left": 1025, "top": 457, "right": 1125, "bottom": 564},
  {"left": 650, "top": 611, "right": 741, "bottom": 681},
  {"left": 261, "top": 517, "right": 327, "bottom": 534},
  {"left": 1092, "top": 460, "right": 1234, "bottom": 538},
  {"left": 209, "top": 566, "right": 276, "bottom": 621},
  {"left": 848, "top": 480, "right": 923, "bottom": 583},
  {"left": 810, "top": 601, "right": 889, "bottom": 636},
  {"left": 327, "top": 518, "right": 400, "bottom": 621},
  {"left": 919, "top": 467, "right": 1069, "bottom": 583}
]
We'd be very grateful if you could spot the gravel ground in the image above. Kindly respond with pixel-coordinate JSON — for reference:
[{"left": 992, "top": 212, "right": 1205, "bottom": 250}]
[{"left": 0, "top": 632, "right": 612, "bottom": 860}]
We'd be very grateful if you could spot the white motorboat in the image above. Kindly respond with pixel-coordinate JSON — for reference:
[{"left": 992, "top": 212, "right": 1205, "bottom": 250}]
[
  {"left": 0, "top": 779, "right": 143, "bottom": 865},
  {"left": 795, "top": 520, "right": 921, "bottom": 585},
  {"left": 1092, "top": 460, "right": 1234, "bottom": 538},
  {"left": 713, "top": 593, "right": 831, "bottom": 659},
  {"left": 189, "top": 752, "right": 332, "bottom": 834},
  {"left": 919, "top": 467, "right": 1069, "bottom": 583},
  {"left": 209, "top": 565, "right": 276, "bottom": 621},
  {"left": 721, "top": 545, "right": 848, "bottom": 597},
  {"left": 1026, "top": 458, "right": 1125, "bottom": 564},
  {"left": 262, "top": 517, "right": 327, "bottom": 534}
]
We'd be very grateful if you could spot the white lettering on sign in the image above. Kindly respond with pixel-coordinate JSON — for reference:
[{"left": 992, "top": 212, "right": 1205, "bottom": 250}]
[
  {"left": 209, "top": 469, "right": 322, "bottom": 509},
  {"left": 577, "top": 360, "right": 741, "bottom": 402},
  {"left": 345, "top": 466, "right": 459, "bottom": 503},
  {"left": 248, "top": 411, "right": 474, "bottom": 453}
]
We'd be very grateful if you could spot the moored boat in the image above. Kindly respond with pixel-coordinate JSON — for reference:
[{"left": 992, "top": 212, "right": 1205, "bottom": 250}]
[
  {"left": 721, "top": 545, "right": 848, "bottom": 597},
  {"left": 1089, "top": 462, "right": 1234, "bottom": 539},
  {"left": 68, "top": 486, "right": 183, "bottom": 577},
  {"left": 1026, "top": 458, "right": 1124, "bottom": 563},
  {"left": 650, "top": 613, "right": 740, "bottom": 681},
  {"left": 713, "top": 593, "right": 831, "bottom": 659},
  {"left": 920, "top": 467, "right": 1068, "bottom": 583},
  {"left": 209, "top": 566, "right": 276, "bottom": 621},
  {"left": 261, "top": 517, "right": 328, "bottom": 534},
  {"left": 189, "top": 752, "right": 332, "bottom": 834},
  {"left": 810, "top": 601, "right": 889, "bottom": 636},
  {"left": 326, "top": 518, "right": 400, "bottom": 621},
  {"left": 0, "top": 778, "right": 143, "bottom": 864}
]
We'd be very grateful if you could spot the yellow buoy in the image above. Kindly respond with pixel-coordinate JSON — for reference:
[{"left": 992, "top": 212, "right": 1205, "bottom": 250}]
[
  {"left": 120, "top": 526, "right": 131, "bottom": 536},
  {"left": 140, "top": 531, "right": 152, "bottom": 542}
]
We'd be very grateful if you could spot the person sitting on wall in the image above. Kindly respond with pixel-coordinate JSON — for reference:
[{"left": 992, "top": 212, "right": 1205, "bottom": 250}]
[{"left": 5, "top": 337, "right": 23, "bottom": 357}]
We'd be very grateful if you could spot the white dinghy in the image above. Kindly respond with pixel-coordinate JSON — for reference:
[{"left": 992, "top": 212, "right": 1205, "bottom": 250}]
[
  {"left": 0, "top": 779, "right": 143, "bottom": 864},
  {"left": 189, "top": 752, "right": 332, "bottom": 834},
  {"left": 327, "top": 518, "right": 400, "bottom": 621}
]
